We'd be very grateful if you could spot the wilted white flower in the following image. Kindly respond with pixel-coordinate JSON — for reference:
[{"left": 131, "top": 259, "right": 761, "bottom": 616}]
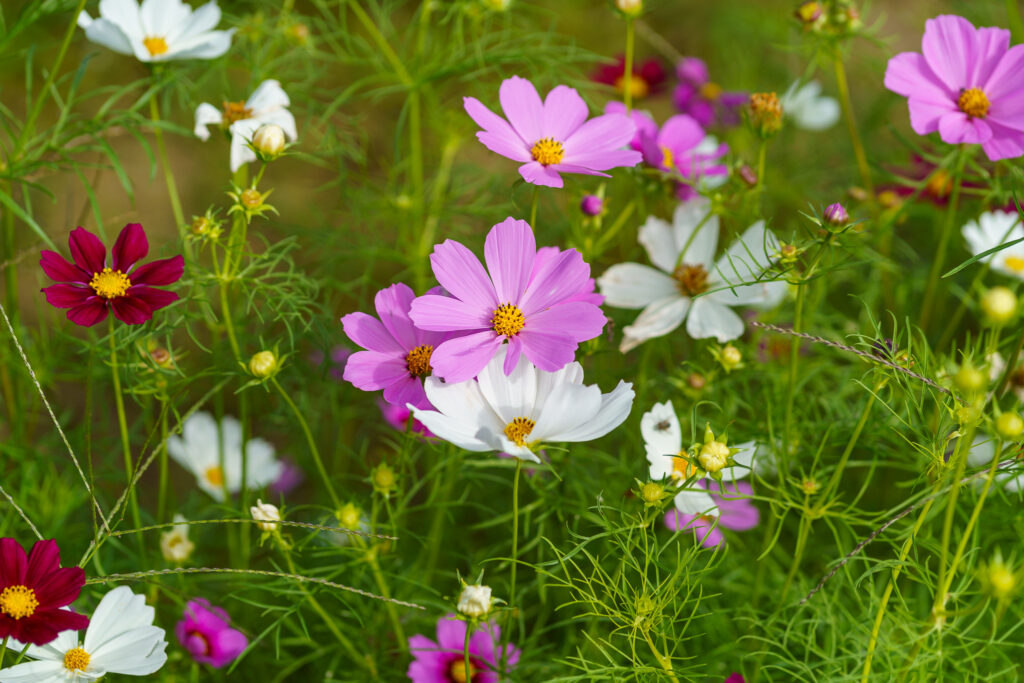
[
  {"left": 963, "top": 210, "right": 1024, "bottom": 280},
  {"left": 194, "top": 80, "right": 298, "bottom": 172},
  {"left": 160, "top": 514, "right": 195, "bottom": 563},
  {"left": 457, "top": 584, "right": 493, "bottom": 618},
  {"left": 78, "top": 0, "right": 233, "bottom": 62},
  {"left": 780, "top": 80, "right": 840, "bottom": 131},
  {"left": 250, "top": 499, "right": 281, "bottom": 532}
]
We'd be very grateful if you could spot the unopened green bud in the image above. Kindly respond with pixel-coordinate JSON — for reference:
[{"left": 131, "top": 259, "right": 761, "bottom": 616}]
[
  {"left": 981, "top": 286, "right": 1017, "bottom": 325},
  {"left": 995, "top": 412, "right": 1024, "bottom": 439},
  {"left": 248, "top": 350, "right": 278, "bottom": 378}
]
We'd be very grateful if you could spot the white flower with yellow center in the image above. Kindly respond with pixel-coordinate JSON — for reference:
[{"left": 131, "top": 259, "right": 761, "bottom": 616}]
[
  {"left": 160, "top": 514, "right": 195, "bottom": 564},
  {"left": 780, "top": 80, "right": 840, "bottom": 131},
  {"left": 167, "top": 412, "right": 282, "bottom": 502},
  {"left": 409, "top": 347, "right": 634, "bottom": 463},
  {"left": 962, "top": 210, "right": 1024, "bottom": 280},
  {"left": 78, "top": 0, "right": 233, "bottom": 63},
  {"left": 0, "top": 587, "right": 167, "bottom": 682},
  {"left": 194, "top": 80, "right": 298, "bottom": 172}
]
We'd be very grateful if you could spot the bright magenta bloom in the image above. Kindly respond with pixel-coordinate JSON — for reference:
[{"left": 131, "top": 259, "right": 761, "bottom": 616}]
[
  {"left": 407, "top": 615, "right": 519, "bottom": 683},
  {"left": 464, "top": 76, "right": 642, "bottom": 188},
  {"left": 0, "top": 538, "right": 88, "bottom": 646},
  {"left": 664, "top": 481, "right": 759, "bottom": 548},
  {"left": 884, "top": 15, "right": 1024, "bottom": 161},
  {"left": 176, "top": 598, "right": 248, "bottom": 668},
  {"left": 40, "top": 224, "right": 183, "bottom": 326}
]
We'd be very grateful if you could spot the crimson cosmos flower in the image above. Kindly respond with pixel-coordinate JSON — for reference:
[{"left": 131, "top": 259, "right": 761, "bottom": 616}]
[
  {"left": 40, "top": 223, "right": 184, "bottom": 326},
  {"left": 0, "top": 538, "right": 88, "bottom": 646}
]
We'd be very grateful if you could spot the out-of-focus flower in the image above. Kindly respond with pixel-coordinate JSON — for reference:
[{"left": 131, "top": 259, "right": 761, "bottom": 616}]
[
  {"left": 978, "top": 552, "right": 1018, "bottom": 601},
  {"left": 457, "top": 584, "right": 493, "bottom": 618},
  {"left": 78, "top": 0, "right": 233, "bottom": 62},
  {"left": 962, "top": 211, "right": 1024, "bottom": 280},
  {"left": 40, "top": 224, "right": 183, "bottom": 327},
  {"left": 598, "top": 199, "right": 786, "bottom": 350},
  {"left": 269, "top": 457, "right": 305, "bottom": 496},
  {"left": 167, "top": 412, "right": 282, "bottom": 502},
  {"left": 603, "top": 101, "right": 659, "bottom": 151},
  {"left": 673, "top": 57, "right": 747, "bottom": 128},
  {"left": 966, "top": 436, "right": 1024, "bottom": 491},
  {"left": 407, "top": 615, "right": 519, "bottom": 683},
  {"left": 250, "top": 500, "right": 281, "bottom": 532},
  {"left": 823, "top": 202, "right": 849, "bottom": 226},
  {"left": 161, "top": 515, "right": 195, "bottom": 564},
  {"left": 195, "top": 80, "right": 298, "bottom": 172},
  {"left": 463, "top": 76, "right": 642, "bottom": 188},
  {"left": 592, "top": 56, "right": 667, "bottom": 100},
  {"left": 981, "top": 286, "right": 1017, "bottom": 325},
  {"left": 884, "top": 14, "right": 1024, "bottom": 161},
  {"left": 379, "top": 402, "right": 434, "bottom": 437},
  {"left": 664, "top": 480, "right": 760, "bottom": 548},
  {"left": 0, "top": 539, "right": 88, "bottom": 646},
  {"left": 581, "top": 194, "right": 604, "bottom": 217},
  {"left": 252, "top": 123, "right": 287, "bottom": 156},
  {"left": 747, "top": 92, "right": 783, "bottom": 137},
  {"left": 780, "top": 80, "right": 839, "bottom": 130},
  {"left": 309, "top": 345, "right": 351, "bottom": 382},
  {"left": 176, "top": 599, "right": 248, "bottom": 668}
]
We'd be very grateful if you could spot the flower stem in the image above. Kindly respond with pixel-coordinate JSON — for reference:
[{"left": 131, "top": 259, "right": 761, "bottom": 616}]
[
  {"left": 157, "top": 402, "right": 169, "bottom": 522},
  {"left": 932, "top": 422, "right": 977, "bottom": 616},
  {"left": 783, "top": 245, "right": 825, "bottom": 472},
  {"left": 754, "top": 139, "right": 768, "bottom": 213},
  {"left": 832, "top": 47, "right": 874, "bottom": 199},
  {"left": 0, "top": 635, "right": 8, "bottom": 668},
  {"left": 529, "top": 186, "right": 539, "bottom": 228},
  {"left": 271, "top": 378, "right": 342, "bottom": 511},
  {"left": 108, "top": 320, "right": 144, "bottom": 545},
  {"left": 642, "top": 628, "right": 679, "bottom": 682},
  {"left": 464, "top": 618, "right": 473, "bottom": 682},
  {"left": 148, "top": 94, "right": 188, "bottom": 257},
  {"left": 1008, "top": 0, "right": 1024, "bottom": 43},
  {"left": 624, "top": 18, "right": 635, "bottom": 112},
  {"left": 502, "top": 458, "right": 523, "bottom": 670},
  {"left": 919, "top": 146, "right": 968, "bottom": 332}
]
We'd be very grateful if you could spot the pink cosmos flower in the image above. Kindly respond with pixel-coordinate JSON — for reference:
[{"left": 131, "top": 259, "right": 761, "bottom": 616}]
[
  {"left": 176, "top": 598, "right": 248, "bottom": 668},
  {"left": 409, "top": 218, "right": 606, "bottom": 382},
  {"left": 464, "top": 75, "right": 642, "bottom": 188},
  {"left": 40, "top": 224, "right": 184, "bottom": 326},
  {"left": 640, "top": 114, "right": 729, "bottom": 194},
  {"left": 664, "top": 481, "right": 759, "bottom": 548},
  {"left": 673, "top": 57, "right": 747, "bottom": 128},
  {"left": 379, "top": 401, "right": 434, "bottom": 437},
  {"left": 592, "top": 56, "right": 668, "bottom": 100},
  {"left": 724, "top": 675, "right": 745, "bottom": 683},
  {"left": 604, "top": 101, "right": 660, "bottom": 151},
  {"left": 342, "top": 283, "right": 450, "bottom": 410},
  {"left": 407, "top": 615, "right": 519, "bottom": 683},
  {"left": 884, "top": 14, "right": 1024, "bottom": 161}
]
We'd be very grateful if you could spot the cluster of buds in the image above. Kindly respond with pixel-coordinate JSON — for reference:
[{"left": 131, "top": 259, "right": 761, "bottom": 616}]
[
  {"left": 190, "top": 210, "right": 224, "bottom": 242},
  {"left": 747, "top": 92, "right": 783, "bottom": 138},
  {"left": 794, "top": 0, "right": 861, "bottom": 36}
]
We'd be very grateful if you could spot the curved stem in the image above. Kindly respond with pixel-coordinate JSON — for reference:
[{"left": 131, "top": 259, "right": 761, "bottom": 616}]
[
  {"left": 920, "top": 146, "right": 968, "bottom": 332},
  {"left": 271, "top": 378, "right": 341, "bottom": 511}
]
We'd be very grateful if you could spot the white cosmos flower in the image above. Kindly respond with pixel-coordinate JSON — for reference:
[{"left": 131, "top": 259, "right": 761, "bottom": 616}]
[
  {"left": 962, "top": 210, "right": 1024, "bottom": 280},
  {"left": 78, "top": 0, "right": 233, "bottom": 63},
  {"left": 409, "top": 347, "right": 635, "bottom": 463},
  {"left": 598, "top": 198, "right": 786, "bottom": 352},
  {"left": 780, "top": 80, "right": 840, "bottom": 131},
  {"left": 966, "top": 434, "right": 1024, "bottom": 492},
  {"left": 640, "top": 400, "right": 758, "bottom": 514},
  {"left": 160, "top": 514, "right": 195, "bottom": 563},
  {"left": 0, "top": 587, "right": 167, "bottom": 682},
  {"left": 167, "top": 412, "right": 282, "bottom": 502},
  {"left": 194, "top": 80, "right": 298, "bottom": 172}
]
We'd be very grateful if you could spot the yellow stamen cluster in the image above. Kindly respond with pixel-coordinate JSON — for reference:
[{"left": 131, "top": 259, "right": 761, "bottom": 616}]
[
  {"left": 614, "top": 75, "right": 650, "bottom": 99},
  {"left": 64, "top": 647, "right": 91, "bottom": 672},
  {"left": 405, "top": 345, "right": 434, "bottom": 377},
  {"left": 748, "top": 92, "right": 783, "bottom": 136},
  {"left": 0, "top": 585, "right": 38, "bottom": 620},
  {"left": 672, "top": 263, "right": 709, "bottom": 297},
  {"left": 449, "top": 659, "right": 477, "bottom": 683},
  {"left": 222, "top": 101, "right": 254, "bottom": 126},
  {"left": 89, "top": 268, "right": 131, "bottom": 299},
  {"left": 504, "top": 416, "right": 535, "bottom": 447},
  {"left": 143, "top": 36, "right": 169, "bottom": 56},
  {"left": 205, "top": 466, "right": 225, "bottom": 488},
  {"left": 530, "top": 137, "right": 565, "bottom": 166},
  {"left": 660, "top": 145, "right": 676, "bottom": 171},
  {"left": 700, "top": 82, "right": 723, "bottom": 101},
  {"left": 672, "top": 452, "right": 696, "bottom": 480},
  {"left": 491, "top": 303, "right": 525, "bottom": 337},
  {"left": 958, "top": 87, "right": 990, "bottom": 119}
]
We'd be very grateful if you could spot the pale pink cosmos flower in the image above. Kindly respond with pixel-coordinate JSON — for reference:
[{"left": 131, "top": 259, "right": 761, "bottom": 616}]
[
  {"left": 409, "top": 218, "right": 606, "bottom": 382},
  {"left": 464, "top": 76, "right": 642, "bottom": 188},
  {"left": 884, "top": 14, "right": 1024, "bottom": 161},
  {"left": 664, "top": 480, "right": 760, "bottom": 548}
]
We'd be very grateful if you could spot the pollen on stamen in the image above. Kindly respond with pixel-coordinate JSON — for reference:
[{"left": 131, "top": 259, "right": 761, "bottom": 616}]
[
  {"left": 671, "top": 452, "right": 696, "bottom": 480},
  {"left": 491, "top": 303, "right": 526, "bottom": 337},
  {"left": 222, "top": 101, "right": 254, "bottom": 125},
  {"left": 672, "top": 263, "right": 709, "bottom": 297},
  {"left": 405, "top": 344, "right": 434, "bottom": 377},
  {"left": 0, "top": 584, "right": 39, "bottom": 620},
  {"left": 530, "top": 137, "right": 565, "bottom": 166},
  {"left": 205, "top": 466, "right": 225, "bottom": 488},
  {"left": 89, "top": 267, "right": 131, "bottom": 299},
  {"left": 504, "top": 416, "right": 535, "bottom": 447},
  {"left": 660, "top": 145, "right": 676, "bottom": 170},
  {"left": 958, "top": 87, "right": 990, "bottom": 119},
  {"left": 64, "top": 647, "right": 91, "bottom": 672},
  {"left": 143, "top": 36, "right": 169, "bottom": 56}
]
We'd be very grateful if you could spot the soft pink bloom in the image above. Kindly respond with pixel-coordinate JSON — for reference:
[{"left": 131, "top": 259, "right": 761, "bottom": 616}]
[
  {"left": 342, "top": 283, "right": 449, "bottom": 410},
  {"left": 604, "top": 101, "right": 659, "bottom": 151},
  {"left": 640, "top": 115, "right": 728, "bottom": 190},
  {"left": 533, "top": 245, "right": 604, "bottom": 306},
  {"left": 580, "top": 194, "right": 604, "bottom": 216},
  {"left": 664, "top": 481, "right": 759, "bottom": 548},
  {"left": 407, "top": 615, "right": 519, "bottom": 683},
  {"left": 379, "top": 401, "right": 434, "bottom": 437},
  {"left": 464, "top": 75, "right": 642, "bottom": 188},
  {"left": 269, "top": 457, "right": 304, "bottom": 495},
  {"left": 884, "top": 14, "right": 1024, "bottom": 161},
  {"left": 176, "top": 598, "right": 248, "bottom": 668},
  {"left": 724, "top": 675, "right": 745, "bottom": 683},
  {"left": 409, "top": 218, "right": 605, "bottom": 382},
  {"left": 673, "top": 57, "right": 747, "bottom": 127}
]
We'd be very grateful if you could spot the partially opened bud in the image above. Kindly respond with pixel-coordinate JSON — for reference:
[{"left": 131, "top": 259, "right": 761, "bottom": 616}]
[
  {"left": 748, "top": 92, "right": 783, "bottom": 137},
  {"left": 615, "top": 0, "right": 643, "bottom": 16},
  {"left": 580, "top": 195, "right": 604, "bottom": 217},
  {"left": 250, "top": 499, "right": 281, "bottom": 532},
  {"left": 253, "top": 124, "right": 287, "bottom": 156},
  {"left": 457, "top": 584, "right": 493, "bottom": 618},
  {"left": 823, "top": 202, "right": 849, "bottom": 227}
]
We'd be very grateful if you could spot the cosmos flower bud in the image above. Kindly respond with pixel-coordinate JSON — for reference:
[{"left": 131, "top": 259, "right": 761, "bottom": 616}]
[
  {"left": 995, "top": 411, "right": 1024, "bottom": 439},
  {"left": 253, "top": 124, "right": 287, "bottom": 156},
  {"left": 953, "top": 363, "right": 986, "bottom": 394},
  {"left": 640, "top": 481, "right": 666, "bottom": 504},
  {"left": 747, "top": 92, "right": 783, "bottom": 137},
  {"left": 980, "top": 286, "right": 1017, "bottom": 325},
  {"left": 794, "top": 1, "right": 823, "bottom": 25},
  {"left": 979, "top": 553, "right": 1017, "bottom": 601},
  {"left": 698, "top": 423, "right": 730, "bottom": 473},
  {"left": 372, "top": 463, "right": 398, "bottom": 495},
  {"left": 457, "top": 584, "right": 493, "bottom": 618},
  {"left": 778, "top": 243, "right": 800, "bottom": 264},
  {"left": 800, "top": 478, "right": 821, "bottom": 495},
  {"left": 716, "top": 344, "right": 743, "bottom": 372},
  {"left": 337, "top": 502, "right": 361, "bottom": 530},
  {"left": 248, "top": 350, "right": 279, "bottom": 378},
  {"left": 161, "top": 515, "right": 195, "bottom": 564},
  {"left": 738, "top": 165, "right": 758, "bottom": 187},
  {"left": 615, "top": 0, "right": 643, "bottom": 17},
  {"left": 823, "top": 202, "right": 849, "bottom": 226},
  {"left": 580, "top": 194, "right": 604, "bottom": 217},
  {"left": 250, "top": 499, "right": 281, "bottom": 532}
]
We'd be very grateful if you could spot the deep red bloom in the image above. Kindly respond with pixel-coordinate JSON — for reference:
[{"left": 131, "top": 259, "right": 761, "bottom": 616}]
[
  {"left": 592, "top": 56, "right": 668, "bottom": 100},
  {"left": 0, "top": 538, "right": 88, "bottom": 646},
  {"left": 40, "top": 223, "right": 184, "bottom": 326}
]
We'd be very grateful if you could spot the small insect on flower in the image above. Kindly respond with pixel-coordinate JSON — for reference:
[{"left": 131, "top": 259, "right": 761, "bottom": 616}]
[
  {"left": 176, "top": 599, "right": 248, "bottom": 669},
  {"left": 40, "top": 224, "right": 184, "bottom": 327},
  {"left": 0, "top": 539, "right": 88, "bottom": 646}
]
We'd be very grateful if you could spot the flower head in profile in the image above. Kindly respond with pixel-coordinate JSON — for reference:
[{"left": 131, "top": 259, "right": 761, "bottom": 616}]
[
  {"left": 463, "top": 76, "right": 642, "bottom": 188},
  {"left": 592, "top": 55, "right": 668, "bottom": 101},
  {"left": 167, "top": 412, "right": 282, "bottom": 502},
  {"left": 78, "top": 0, "right": 233, "bottom": 62},
  {"left": 40, "top": 224, "right": 184, "bottom": 327},
  {"left": 0, "top": 587, "right": 167, "bottom": 683},
  {"left": 962, "top": 210, "right": 1024, "bottom": 279},
  {"left": 598, "top": 199, "right": 785, "bottom": 351},
  {"left": 409, "top": 219, "right": 606, "bottom": 382},
  {"left": 665, "top": 480, "right": 760, "bottom": 548},
  {"left": 195, "top": 80, "right": 298, "bottom": 172},
  {"left": 407, "top": 615, "right": 519, "bottom": 683},
  {"left": 342, "top": 283, "right": 450, "bottom": 410},
  {"left": 0, "top": 539, "right": 88, "bottom": 646},
  {"left": 176, "top": 599, "right": 248, "bottom": 668},
  {"left": 884, "top": 14, "right": 1024, "bottom": 161},
  {"left": 673, "top": 57, "right": 747, "bottom": 128},
  {"left": 409, "top": 347, "right": 634, "bottom": 463},
  {"left": 780, "top": 80, "right": 840, "bottom": 131}
]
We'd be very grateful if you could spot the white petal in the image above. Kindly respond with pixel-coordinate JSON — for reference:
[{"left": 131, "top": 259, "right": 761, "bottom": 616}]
[
  {"left": 532, "top": 361, "right": 584, "bottom": 418},
  {"left": 672, "top": 199, "right": 719, "bottom": 268},
  {"left": 410, "top": 406, "right": 492, "bottom": 451},
  {"left": 255, "top": 107, "right": 298, "bottom": 141},
  {"left": 78, "top": 11, "right": 94, "bottom": 28},
  {"left": 714, "top": 220, "right": 778, "bottom": 286},
  {"left": 967, "top": 436, "right": 996, "bottom": 468},
  {"left": 621, "top": 295, "right": 690, "bottom": 350},
  {"left": 194, "top": 102, "right": 222, "bottom": 140},
  {"left": 685, "top": 298, "right": 744, "bottom": 342},
  {"left": 637, "top": 215, "right": 679, "bottom": 273},
  {"left": 84, "top": 587, "right": 153, "bottom": 653},
  {"left": 477, "top": 346, "right": 537, "bottom": 423},
  {"left": 140, "top": 0, "right": 190, "bottom": 38},
  {"left": 719, "top": 440, "right": 756, "bottom": 482},
  {"left": 99, "top": 0, "right": 144, "bottom": 40},
  {"left": 0, "top": 659, "right": 66, "bottom": 683},
  {"left": 228, "top": 118, "right": 261, "bottom": 172},
  {"left": 168, "top": 0, "right": 221, "bottom": 43},
  {"left": 164, "top": 29, "right": 234, "bottom": 60},
  {"left": 598, "top": 263, "right": 677, "bottom": 309},
  {"left": 793, "top": 96, "right": 839, "bottom": 130},
  {"left": 673, "top": 488, "right": 717, "bottom": 516},
  {"left": 531, "top": 382, "right": 603, "bottom": 442},
  {"left": 82, "top": 17, "right": 136, "bottom": 56},
  {"left": 243, "top": 437, "right": 282, "bottom": 489},
  {"left": 641, "top": 401, "right": 682, "bottom": 480},
  {"left": 247, "top": 79, "right": 291, "bottom": 115},
  {"left": 554, "top": 381, "right": 634, "bottom": 442},
  {"left": 91, "top": 626, "right": 168, "bottom": 675}
]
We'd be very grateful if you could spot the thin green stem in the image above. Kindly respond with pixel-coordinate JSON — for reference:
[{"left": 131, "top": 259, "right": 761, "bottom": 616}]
[
  {"left": 464, "top": 618, "right": 473, "bottom": 683},
  {"left": 1007, "top": 0, "right": 1024, "bottom": 43},
  {"left": 148, "top": 94, "right": 188, "bottom": 257},
  {"left": 271, "top": 378, "right": 341, "bottom": 511},
  {"left": 754, "top": 139, "right": 767, "bottom": 213},
  {"left": 219, "top": 281, "right": 242, "bottom": 360},
  {"left": 108, "top": 319, "right": 142, "bottom": 534},
  {"left": 529, "top": 186, "right": 539, "bottom": 228},
  {"left": 920, "top": 146, "right": 968, "bottom": 332},
  {"left": 624, "top": 18, "right": 635, "bottom": 112},
  {"left": 157, "top": 402, "right": 169, "bottom": 522},
  {"left": 502, "top": 459, "right": 523, "bottom": 670},
  {"left": 784, "top": 246, "right": 825, "bottom": 470},
  {"left": 0, "top": 635, "right": 8, "bottom": 669},
  {"left": 933, "top": 422, "right": 977, "bottom": 614},
  {"left": 833, "top": 47, "right": 874, "bottom": 199},
  {"left": 641, "top": 628, "right": 679, "bottom": 682}
]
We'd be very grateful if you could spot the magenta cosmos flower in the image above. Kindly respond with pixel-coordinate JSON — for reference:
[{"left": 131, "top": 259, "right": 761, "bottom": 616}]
[
  {"left": 409, "top": 218, "right": 606, "bottom": 382},
  {"left": 176, "top": 598, "right": 248, "bottom": 668},
  {"left": 664, "top": 481, "right": 759, "bottom": 548},
  {"left": 342, "top": 283, "right": 450, "bottom": 410},
  {"left": 884, "top": 15, "right": 1024, "bottom": 161},
  {"left": 673, "top": 57, "right": 747, "bottom": 128},
  {"left": 40, "top": 223, "right": 184, "bottom": 326},
  {"left": 592, "top": 55, "right": 668, "bottom": 100},
  {"left": 407, "top": 615, "right": 519, "bottom": 683},
  {"left": 639, "top": 114, "right": 728, "bottom": 188},
  {"left": 0, "top": 538, "right": 88, "bottom": 646},
  {"left": 464, "top": 75, "right": 642, "bottom": 188}
]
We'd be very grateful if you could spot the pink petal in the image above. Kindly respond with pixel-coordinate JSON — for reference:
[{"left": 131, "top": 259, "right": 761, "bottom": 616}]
[
  {"left": 518, "top": 161, "right": 563, "bottom": 188},
  {"left": 937, "top": 111, "right": 992, "bottom": 143},
  {"left": 884, "top": 51, "right": 952, "bottom": 100},
  {"left": 374, "top": 283, "right": 418, "bottom": 350},
  {"left": 563, "top": 113, "right": 637, "bottom": 157},
  {"left": 464, "top": 96, "right": 527, "bottom": 145},
  {"left": 658, "top": 114, "right": 704, "bottom": 157},
  {"left": 499, "top": 76, "right": 544, "bottom": 145},
  {"left": 526, "top": 302, "right": 605, "bottom": 343},
  {"left": 720, "top": 499, "right": 760, "bottom": 531},
  {"left": 40, "top": 250, "right": 87, "bottom": 283},
  {"left": 66, "top": 299, "right": 108, "bottom": 326},
  {"left": 477, "top": 131, "right": 533, "bottom": 163},
  {"left": 110, "top": 296, "right": 153, "bottom": 325},
  {"left": 969, "top": 26, "right": 1011, "bottom": 87},
  {"left": 985, "top": 43, "right": 1024, "bottom": 101},
  {"left": 503, "top": 336, "right": 523, "bottom": 375},
  {"left": 382, "top": 374, "right": 429, "bottom": 410},
  {"left": 516, "top": 328, "right": 577, "bottom": 371},
  {"left": 484, "top": 218, "right": 535, "bottom": 304},
  {"left": 428, "top": 239, "right": 497, "bottom": 309},
  {"left": 519, "top": 248, "right": 589, "bottom": 313},
  {"left": 68, "top": 226, "right": 106, "bottom": 273},
  {"left": 343, "top": 351, "right": 410, "bottom": 391},
  {"left": 429, "top": 331, "right": 503, "bottom": 382},
  {"left": 907, "top": 97, "right": 953, "bottom": 136},
  {"left": 112, "top": 223, "right": 148, "bottom": 272},
  {"left": 341, "top": 312, "right": 404, "bottom": 353},
  {"left": 561, "top": 149, "right": 642, "bottom": 172},
  {"left": 547, "top": 164, "right": 612, "bottom": 178},
  {"left": 981, "top": 124, "right": 1024, "bottom": 160},
  {"left": 542, "top": 84, "right": 589, "bottom": 141},
  {"left": 130, "top": 255, "right": 184, "bottom": 286},
  {"left": 921, "top": 15, "right": 977, "bottom": 92},
  {"left": 409, "top": 294, "right": 491, "bottom": 332},
  {"left": 42, "top": 283, "right": 91, "bottom": 308}
]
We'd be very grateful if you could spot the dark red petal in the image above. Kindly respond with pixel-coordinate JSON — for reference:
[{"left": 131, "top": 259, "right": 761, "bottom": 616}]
[
  {"left": 24, "top": 540, "right": 59, "bottom": 583},
  {"left": 42, "top": 284, "right": 92, "bottom": 309},
  {"left": 68, "top": 227, "right": 106, "bottom": 273},
  {"left": 7, "top": 618, "right": 57, "bottom": 646},
  {"left": 112, "top": 223, "right": 148, "bottom": 272},
  {"left": 67, "top": 299, "right": 109, "bottom": 327},
  {"left": 37, "top": 607, "right": 89, "bottom": 633},
  {"left": 129, "top": 286, "right": 179, "bottom": 312},
  {"left": 39, "top": 250, "right": 87, "bottom": 283},
  {"left": 0, "top": 538, "right": 28, "bottom": 586},
  {"left": 110, "top": 296, "right": 153, "bottom": 325},
  {"left": 32, "top": 566, "right": 84, "bottom": 609},
  {"left": 130, "top": 255, "right": 184, "bottom": 286}
]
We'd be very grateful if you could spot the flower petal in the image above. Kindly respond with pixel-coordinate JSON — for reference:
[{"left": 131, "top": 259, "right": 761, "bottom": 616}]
[
  {"left": 68, "top": 227, "right": 106, "bottom": 273},
  {"left": 621, "top": 296, "right": 690, "bottom": 351},
  {"left": 110, "top": 295, "right": 153, "bottom": 325},
  {"left": 40, "top": 250, "right": 88, "bottom": 283},
  {"left": 130, "top": 255, "right": 183, "bottom": 286},
  {"left": 429, "top": 331, "right": 504, "bottom": 383},
  {"left": 112, "top": 223, "right": 149, "bottom": 271},
  {"left": 518, "top": 161, "right": 563, "bottom": 188},
  {"left": 42, "top": 284, "right": 92, "bottom": 309},
  {"left": 499, "top": 76, "right": 544, "bottom": 145},
  {"left": 428, "top": 239, "right": 497, "bottom": 310},
  {"left": 67, "top": 299, "right": 109, "bottom": 327},
  {"left": 542, "top": 85, "right": 589, "bottom": 141},
  {"left": 598, "top": 263, "right": 677, "bottom": 308},
  {"left": 685, "top": 298, "right": 743, "bottom": 342},
  {"left": 485, "top": 218, "right": 535, "bottom": 304}
]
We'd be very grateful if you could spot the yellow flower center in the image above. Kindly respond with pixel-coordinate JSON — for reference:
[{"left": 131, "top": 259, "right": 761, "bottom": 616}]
[
  {"left": 491, "top": 303, "right": 525, "bottom": 337},
  {"left": 64, "top": 647, "right": 91, "bottom": 672},
  {"left": 958, "top": 87, "right": 990, "bottom": 119},
  {"left": 1004, "top": 255, "right": 1024, "bottom": 273},
  {"left": 504, "top": 416, "right": 535, "bottom": 447},
  {"left": 614, "top": 75, "right": 649, "bottom": 99},
  {"left": 405, "top": 344, "right": 433, "bottom": 377},
  {"left": 660, "top": 145, "right": 675, "bottom": 170},
  {"left": 672, "top": 263, "right": 709, "bottom": 297},
  {"left": 671, "top": 451, "right": 696, "bottom": 480},
  {"left": 530, "top": 137, "right": 564, "bottom": 166},
  {"left": 449, "top": 659, "right": 477, "bottom": 683},
  {"left": 205, "top": 466, "right": 225, "bottom": 488},
  {"left": 143, "top": 36, "right": 169, "bottom": 56},
  {"left": 0, "top": 585, "right": 39, "bottom": 619},
  {"left": 700, "top": 82, "right": 723, "bottom": 101},
  {"left": 222, "top": 101, "right": 254, "bottom": 126},
  {"left": 89, "top": 267, "right": 131, "bottom": 299}
]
